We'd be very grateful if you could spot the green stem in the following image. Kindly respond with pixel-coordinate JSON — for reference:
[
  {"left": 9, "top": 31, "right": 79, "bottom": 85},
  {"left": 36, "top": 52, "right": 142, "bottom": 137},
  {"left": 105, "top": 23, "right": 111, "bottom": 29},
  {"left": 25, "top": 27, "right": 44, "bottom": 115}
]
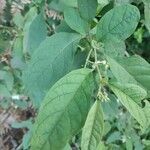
[
  {"left": 84, "top": 48, "right": 93, "bottom": 68},
  {"left": 93, "top": 48, "right": 102, "bottom": 81}
]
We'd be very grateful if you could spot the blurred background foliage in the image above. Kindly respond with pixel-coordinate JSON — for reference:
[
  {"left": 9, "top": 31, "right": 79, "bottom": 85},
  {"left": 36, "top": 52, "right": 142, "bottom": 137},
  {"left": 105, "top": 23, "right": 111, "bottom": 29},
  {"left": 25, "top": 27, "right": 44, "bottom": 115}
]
[{"left": 0, "top": 0, "right": 150, "bottom": 149}]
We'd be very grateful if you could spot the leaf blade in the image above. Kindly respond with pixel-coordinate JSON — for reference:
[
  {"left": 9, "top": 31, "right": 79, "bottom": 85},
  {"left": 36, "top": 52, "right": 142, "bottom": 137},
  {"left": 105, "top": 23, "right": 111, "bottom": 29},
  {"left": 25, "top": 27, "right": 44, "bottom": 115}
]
[
  {"left": 64, "top": 7, "right": 89, "bottom": 35},
  {"left": 81, "top": 100, "right": 104, "bottom": 150},
  {"left": 116, "top": 55, "right": 150, "bottom": 97},
  {"left": 143, "top": 0, "right": 150, "bottom": 32},
  {"left": 107, "top": 56, "right": 137, "bottom": 84},
  {"left": 96, "top": 4, "right": 140, "bottom": 41},
  {"left": 23, "top": 33, "right": 86, "bottom": 107},
  {"left": 77, "top": 0, "right": 98, "bottom": 21},
  {"left": 109, "top": 82, "right": 148, "bottom": 129},
  {"left": 30, "top": 68, "right": 95, "bottom": 150},
  {"left": 23, "top": 13, "right": 47, "bottom": 54}
]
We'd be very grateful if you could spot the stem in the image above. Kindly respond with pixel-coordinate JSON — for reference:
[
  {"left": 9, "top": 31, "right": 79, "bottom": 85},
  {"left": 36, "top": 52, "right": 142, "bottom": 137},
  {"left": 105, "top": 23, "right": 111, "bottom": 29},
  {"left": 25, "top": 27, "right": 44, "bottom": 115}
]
[
  {"left": 125, "top": 51, "right": 130, "bottom": 57},
  {"left": 84, "top": 48, "right": 93, "bottom": 68},
  {"left": 93, "top": 48, "right": 102, "bottom": 81},
  {"left": 16, "top": 143, "right": 23, "bottom": 150}
]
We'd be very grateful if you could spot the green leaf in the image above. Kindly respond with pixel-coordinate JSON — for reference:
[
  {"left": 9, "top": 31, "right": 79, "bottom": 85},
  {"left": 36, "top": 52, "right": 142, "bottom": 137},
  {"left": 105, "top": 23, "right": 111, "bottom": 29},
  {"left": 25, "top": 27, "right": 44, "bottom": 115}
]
[
  {"left": 11, "top": 120, "right": 32, "bottom": 130},
  {"left": 102, "top": 94, "right": 122, "bottom": 119},
  {"left": 0, "top": 84, "right": 10, "bottom": 97},
  {"left": 11, "top": 36, "right": 25, "bottom": 70},
  {"left": 106, "top": 131, "right": 121, "bottom": 143},
  {"left": 63, "top": 144, "right": 72, "bottom": 150},
  {"left": 30, "top": 68, "right": 95, "bottom": 150},
  {"left": 96, "top": 4, "right": 140, "bottom": 41},
  {"left": 13, "top": 36, "right": 23, "bottom": 58},
  {"left": 143, "top": 101, "right": 150, "bottom": 127},
  {"left": 103, "top": 37, "right": 126, "bottom": 57},
  {"left": 116, "top": 55, "right": 150, "bottom": 97},
  {"left": 23, "top": 13, "right": 47, "bottom": 54},
  {"left": 109, "top": 82, "right": 147, "bottom": 105},
  {"left": 11, "top": 120, "right": 33, "bottom": 150},
  {"left": 61, "top": 0, "right": 77, "bottom": 8},
  {"left": 56, "top": 20, "right": 74, "bottom": 33},
  {"left": 114, "top": 0, "right": 131, "bottom": 6},
  {"left": 134, "top": 27, "right": 144, "bottom": 43},
  {"left": 109, "top": 82, "right": 148, "bottom": 129},
  {"left": 24, "top": 7, "right": 37, "bottom": 29},
  {"left": 96, "top": 141, "right": 106, "bottom": 150},
  {"left": 23, "top": 33, "right": 85, "bottom": 107},
  {"left": 98, "top": 0, "right": 109, "bottom": 6},
  {"left": 81, "top": 100, "right": 104, "bottom": 150},
  {"left": 64, "top": 7, "right": 89, "bottom": 35},
  {"left": 77, "top": 0, "right": 98, "bottom": 21},
  {"left": 13, "top": 12, "right": 24, "bottom": 29},
  {"left": 126, "top": 138, "right": 133, "bottom": 150},
  {"left": 48, "top": 0, "right": 77, "bottom": 11},
  {"left": 35, "top": 0, "right": 52, "bottom": 5},
  {"left": 22, "top": 131, "right": 32, "bottom": 150},
  {"left": 143, "top": 0, "right": 150, "bottom": 32},
  {"left": 0, "top": 71, "right": 14, "bottom": 91},
  {"left": 107, "top": 56, "right": 137, "bottom": 84}
]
